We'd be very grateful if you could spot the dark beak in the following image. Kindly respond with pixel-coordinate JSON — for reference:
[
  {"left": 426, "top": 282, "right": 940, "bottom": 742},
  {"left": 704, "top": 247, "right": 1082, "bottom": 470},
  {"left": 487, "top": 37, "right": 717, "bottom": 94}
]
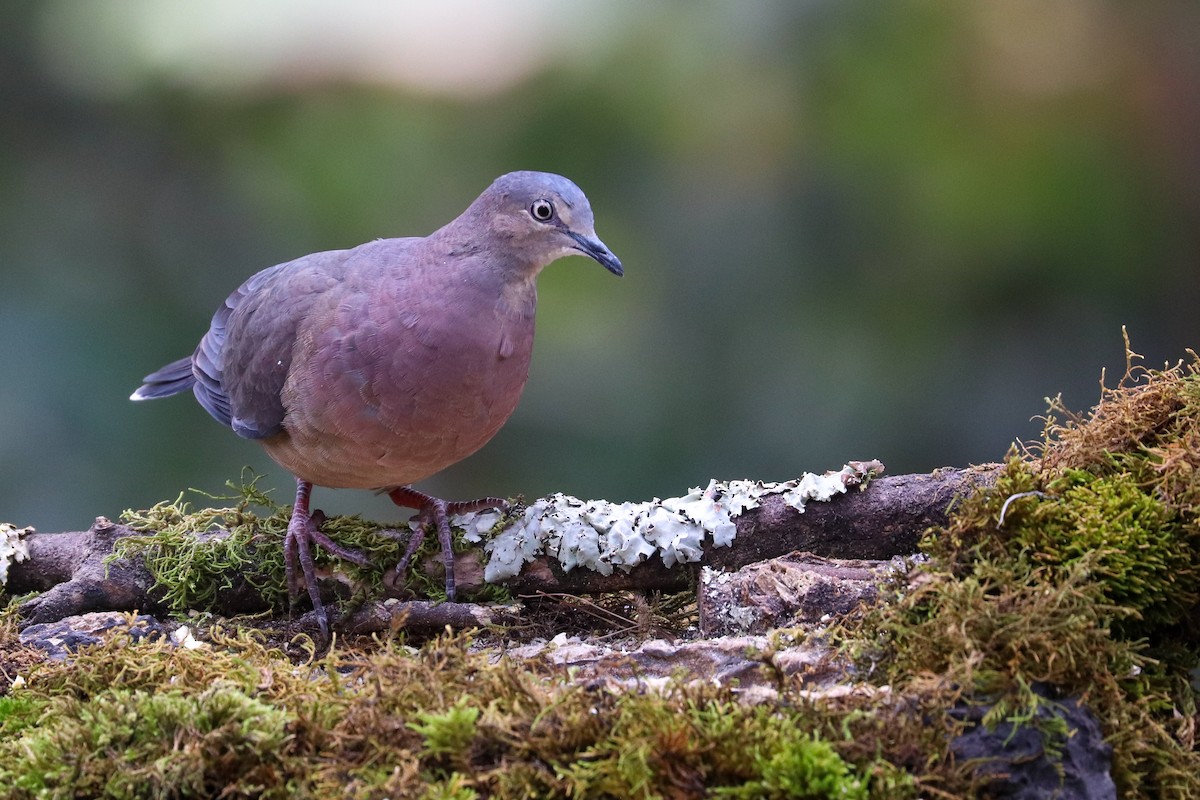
[{"left": 568, "top": 231, "right": 624, "bottom": 277}]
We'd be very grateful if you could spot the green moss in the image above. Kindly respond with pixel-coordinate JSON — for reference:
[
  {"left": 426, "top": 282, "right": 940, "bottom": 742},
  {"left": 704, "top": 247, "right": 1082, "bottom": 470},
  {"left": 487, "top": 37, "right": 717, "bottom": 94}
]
[
  {"left": 710, "top": 733, "right": 868, "bottom": 800},
  {"left": 114, "top": 479, "right": 400, "bottom": 613},
  {"left": 844, "top": 345, "right": 1200, "bottom": 798},
  {"left": 409, "top": 696, "right": 481, "bottom": 764},
  {"left": 6, "top": 683, "right": 288, "bottom": 799},
  {"left": 0, "top": 695, "right": 42, "bottom": 738},
  {"left": 549, "top": 690, "right": 909, "bottom": 799},
  {"left": 114, "top": 487, "right": 291, "bottom": 613},
  {"left": 1013, "top": 468, "right": 1196, "bottom": 630},
  {"left": 112, "top": 478, "right": 512, "bottom": 615},
  {"left": 421, "top": 774, "right": 480, "bottom": 800}
]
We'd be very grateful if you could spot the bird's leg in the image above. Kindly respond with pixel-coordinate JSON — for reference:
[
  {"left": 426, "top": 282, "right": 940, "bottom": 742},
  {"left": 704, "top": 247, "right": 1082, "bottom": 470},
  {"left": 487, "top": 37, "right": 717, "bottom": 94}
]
[
  {"left": 285, "top": 477, "right": 373, "bottom": 640},
  {"left": 387, "top": 486, "right": 508, "bottom": 601},
  {"left": 285, "top": 478, "right": 327, "bottom": 639}
]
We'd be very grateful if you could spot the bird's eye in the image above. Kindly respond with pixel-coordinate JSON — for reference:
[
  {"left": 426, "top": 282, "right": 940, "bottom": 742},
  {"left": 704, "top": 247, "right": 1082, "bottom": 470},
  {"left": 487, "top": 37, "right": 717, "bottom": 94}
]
[{"left": 530, "top": 199, "right": 554, "bottom": 222}]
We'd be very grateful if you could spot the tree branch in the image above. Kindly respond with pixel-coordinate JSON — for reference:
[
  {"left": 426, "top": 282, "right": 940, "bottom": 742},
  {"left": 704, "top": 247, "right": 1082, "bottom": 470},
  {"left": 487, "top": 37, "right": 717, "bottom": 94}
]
[{"left": 4, "top": 465, "right": 1000, "bottom": 627}]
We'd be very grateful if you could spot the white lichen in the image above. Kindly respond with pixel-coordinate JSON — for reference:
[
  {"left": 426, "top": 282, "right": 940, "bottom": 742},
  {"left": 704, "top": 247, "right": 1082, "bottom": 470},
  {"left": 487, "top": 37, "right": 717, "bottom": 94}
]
[
  {"left": 463, "top": 461, "right": 883, "bottom": 583},
  {"left": 169, "top": 624, "right": 206, "bottom": 650},
  {"left": 0, "top": 523, "right": 32, "bottom": 588}
]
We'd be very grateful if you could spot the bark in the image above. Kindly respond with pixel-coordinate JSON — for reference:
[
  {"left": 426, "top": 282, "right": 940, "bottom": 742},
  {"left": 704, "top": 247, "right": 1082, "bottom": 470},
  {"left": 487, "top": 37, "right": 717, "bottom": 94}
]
[{"left": 697, "top": 552, "right": 892, "bottom": 637}]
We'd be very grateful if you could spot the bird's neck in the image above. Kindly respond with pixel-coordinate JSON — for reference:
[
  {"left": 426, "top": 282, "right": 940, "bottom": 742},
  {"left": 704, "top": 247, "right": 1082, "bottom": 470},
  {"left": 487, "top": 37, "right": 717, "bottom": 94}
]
[
  {"left": 434, "top": 207, "right": 551, "bottom": 276},
  {"left": 496, "top": 274, "right": 538, "bottom": 320},
  {"left": 416, "top": 226, "right": 538, "bottom": 321}
]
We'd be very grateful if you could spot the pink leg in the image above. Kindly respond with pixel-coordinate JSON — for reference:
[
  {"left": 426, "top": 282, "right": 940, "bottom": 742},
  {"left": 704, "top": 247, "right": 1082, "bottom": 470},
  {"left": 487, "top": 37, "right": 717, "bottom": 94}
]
[
  {"left": 387, "top": 486, "right": 508, "bottom": 601},
  {"left": 285, "top": 477, "right": 372, "bottom": 640}
]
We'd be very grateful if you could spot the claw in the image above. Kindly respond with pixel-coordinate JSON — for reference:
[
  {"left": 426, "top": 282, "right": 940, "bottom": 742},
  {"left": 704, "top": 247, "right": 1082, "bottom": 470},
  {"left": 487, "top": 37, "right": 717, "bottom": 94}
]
[{"left": 387, "top": 486, "right": 508, "bottom": 600}]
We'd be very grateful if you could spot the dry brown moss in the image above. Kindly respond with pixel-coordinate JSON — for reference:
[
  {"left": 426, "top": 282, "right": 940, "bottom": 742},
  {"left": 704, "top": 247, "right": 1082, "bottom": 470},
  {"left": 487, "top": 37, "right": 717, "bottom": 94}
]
[{"left": 1040, "top": 338, "right": 1200, "bottom": 498}]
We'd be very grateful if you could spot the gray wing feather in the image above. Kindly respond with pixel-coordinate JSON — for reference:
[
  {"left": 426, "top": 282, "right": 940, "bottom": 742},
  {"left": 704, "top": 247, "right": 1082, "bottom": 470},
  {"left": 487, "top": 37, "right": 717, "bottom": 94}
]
[
  {"left": 192, "top": 263, "right": 296, "bottom": 439},
  {"left": 131, "top": 357, "right": 195, "bottom": 401},
  {"left": 214, "top": 253, "right": 346, "bottom": 440}
]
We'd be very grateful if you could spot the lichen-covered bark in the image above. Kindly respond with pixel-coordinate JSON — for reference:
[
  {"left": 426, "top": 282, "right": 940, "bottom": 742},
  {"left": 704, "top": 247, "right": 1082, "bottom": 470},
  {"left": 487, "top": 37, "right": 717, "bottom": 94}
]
[{"left": 450, "top": 465, "right": 1000, "bottom": 597}]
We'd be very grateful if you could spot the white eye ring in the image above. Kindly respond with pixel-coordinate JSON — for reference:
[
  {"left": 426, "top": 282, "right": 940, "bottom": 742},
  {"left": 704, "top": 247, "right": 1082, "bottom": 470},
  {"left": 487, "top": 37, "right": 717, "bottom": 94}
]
[{"left": 530, "top": 199, "right": 554, "bottom": 222}]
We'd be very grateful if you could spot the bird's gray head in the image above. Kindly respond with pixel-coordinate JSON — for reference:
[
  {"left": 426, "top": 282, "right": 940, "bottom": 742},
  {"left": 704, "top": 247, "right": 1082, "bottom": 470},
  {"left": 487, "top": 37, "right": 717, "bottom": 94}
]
[{"left": 465, "top": 171, "right": 623, "bottom": 278}]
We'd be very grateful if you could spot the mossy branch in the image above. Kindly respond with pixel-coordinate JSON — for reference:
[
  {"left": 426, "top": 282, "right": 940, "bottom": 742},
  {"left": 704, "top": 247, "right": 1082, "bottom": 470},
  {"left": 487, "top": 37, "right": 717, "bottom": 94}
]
[{"left": 4, "top": 466, "right": 996, "bottom": 628}]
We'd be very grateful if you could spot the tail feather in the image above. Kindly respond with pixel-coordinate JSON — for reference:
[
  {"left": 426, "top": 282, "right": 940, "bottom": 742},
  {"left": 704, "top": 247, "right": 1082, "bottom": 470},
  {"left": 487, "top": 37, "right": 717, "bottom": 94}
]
[{"left": 130, "top": 357, "right": 195, "bottom": 401}]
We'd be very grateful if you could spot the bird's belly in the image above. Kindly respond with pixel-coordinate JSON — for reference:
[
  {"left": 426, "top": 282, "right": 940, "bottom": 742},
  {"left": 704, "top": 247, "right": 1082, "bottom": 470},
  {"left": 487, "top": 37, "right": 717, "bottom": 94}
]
[{"left": 265, "top": 334, "right": 532, "bottom": 489}]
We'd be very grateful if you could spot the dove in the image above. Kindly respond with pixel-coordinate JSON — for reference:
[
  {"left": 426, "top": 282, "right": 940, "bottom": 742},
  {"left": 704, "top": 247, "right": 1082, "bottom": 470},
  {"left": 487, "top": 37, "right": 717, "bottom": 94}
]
[{"left": 132, "top": 171, "right": 622, "bottom": 637}]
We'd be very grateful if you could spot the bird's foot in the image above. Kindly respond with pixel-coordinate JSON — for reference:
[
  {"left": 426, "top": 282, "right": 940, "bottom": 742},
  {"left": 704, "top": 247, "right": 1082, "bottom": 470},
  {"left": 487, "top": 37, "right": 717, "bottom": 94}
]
[
  {"left": 284, "top": 478, "right": 372, "bottom": 642},
  {"left": 387, "top": 486, "right": 508, "bottom": 601}
]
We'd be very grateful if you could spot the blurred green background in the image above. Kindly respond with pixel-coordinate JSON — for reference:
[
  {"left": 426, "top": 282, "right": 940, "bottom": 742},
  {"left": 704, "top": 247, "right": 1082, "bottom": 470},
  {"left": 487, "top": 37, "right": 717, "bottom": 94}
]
[{"left": 3, "top": 1, "right": 1197, "bottom": 532}]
